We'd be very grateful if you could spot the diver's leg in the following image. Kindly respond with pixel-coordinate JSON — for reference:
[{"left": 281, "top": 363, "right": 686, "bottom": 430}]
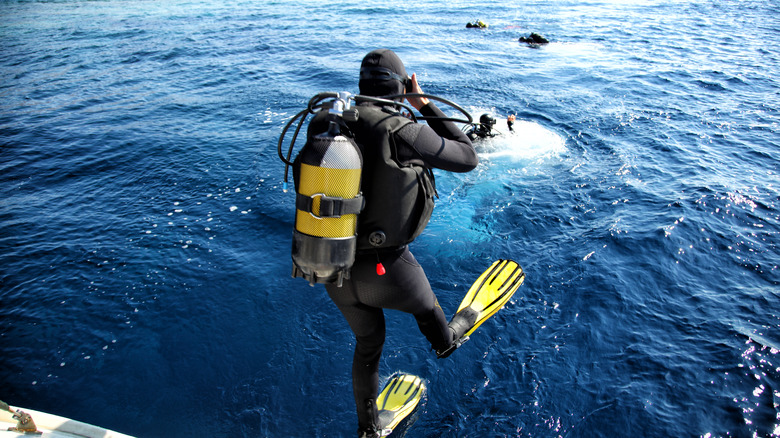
[
  {"left": 326, "top": 282, "right": 385, "bottom": 436},
  {"left": 356, "top": 247, "right": 453, "bottom": 352},
  {"left": 352, "top": 321, "right": 384, "bottom": 436},
  {"left": 413, "top": 296, "right": 453, "bottom": 352}
]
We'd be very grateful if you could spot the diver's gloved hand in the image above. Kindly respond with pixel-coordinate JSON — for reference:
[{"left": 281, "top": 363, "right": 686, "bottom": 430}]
[{"left": 404, "top": 73, "right": 429, "bottom": 110}]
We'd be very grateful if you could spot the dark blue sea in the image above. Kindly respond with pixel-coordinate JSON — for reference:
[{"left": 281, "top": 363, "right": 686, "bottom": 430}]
[{"left": 2, "top": 0, "right": 778, "bottom": 437}]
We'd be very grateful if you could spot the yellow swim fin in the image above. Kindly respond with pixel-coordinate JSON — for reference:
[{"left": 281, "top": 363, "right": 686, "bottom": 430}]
[
  {"left": 438, "top": 259, "right": 525, "bottom": 358},
  {"left": 377, "top": 373, "right": 425, "bottom": 436}
]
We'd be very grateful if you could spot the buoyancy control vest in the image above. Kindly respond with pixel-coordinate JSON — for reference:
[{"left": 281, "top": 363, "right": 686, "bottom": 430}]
[
  {"left": 344, "top": 105, "right": 436, "bottom": 251},
  {"left": 293, "top": 105, "right": 436, "bottom": 279}
]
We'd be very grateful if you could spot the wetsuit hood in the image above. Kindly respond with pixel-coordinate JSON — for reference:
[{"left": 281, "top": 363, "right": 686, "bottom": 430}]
[{"left": 359, "top": 49, "right": 408, "bottom": 100}]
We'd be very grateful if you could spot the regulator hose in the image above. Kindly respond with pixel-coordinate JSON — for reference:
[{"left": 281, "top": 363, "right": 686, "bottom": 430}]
[
  {"left": 376, "top": 93, "right": 473, "bottom": 125},
  {"left": 277, "top": 92, "right": 474, "bottom": 189}
]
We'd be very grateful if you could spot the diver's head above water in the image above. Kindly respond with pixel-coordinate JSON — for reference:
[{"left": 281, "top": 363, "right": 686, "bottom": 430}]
[{"left": 479, "top": 113, "right": 497, "bottom": 129}]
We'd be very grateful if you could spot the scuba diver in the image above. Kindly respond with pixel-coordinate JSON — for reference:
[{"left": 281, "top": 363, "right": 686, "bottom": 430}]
[
  {"left": 466, "top": 19, "right": 488, "bottom": 28},
  {"left": 281, "top": 49, "right": 526, "bottom": 437},
  {"left": 465, "top": 113, "right": 516, "bottom": 141},
  {"left": 297, "top": 49, "right": 478, "bottom": 438}
]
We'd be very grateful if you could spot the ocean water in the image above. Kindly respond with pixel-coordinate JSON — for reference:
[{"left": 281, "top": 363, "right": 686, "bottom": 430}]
[{"left": 1, "top": 0, "right": 778, "bottom": 437}]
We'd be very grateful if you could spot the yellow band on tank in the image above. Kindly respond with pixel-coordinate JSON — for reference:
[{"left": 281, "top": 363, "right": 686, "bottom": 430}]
[
  {"left": 298, "top": 163, "right": 361, "bottom": 197},
  {"left": 295, "top": 163, "right": 361, "bottom": 238}
]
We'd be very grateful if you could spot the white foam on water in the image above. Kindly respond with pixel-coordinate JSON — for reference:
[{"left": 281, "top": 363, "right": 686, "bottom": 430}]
[{"left": 476, "top": 120, "right": 566, "bottom": 161}]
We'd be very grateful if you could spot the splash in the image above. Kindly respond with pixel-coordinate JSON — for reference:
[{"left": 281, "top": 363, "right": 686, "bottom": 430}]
[{"left": 476, "top": 120, "right": 566, "bottom": 161}]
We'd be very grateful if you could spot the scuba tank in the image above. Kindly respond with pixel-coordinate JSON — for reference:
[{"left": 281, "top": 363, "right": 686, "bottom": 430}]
[{"left": 290, "top": 93, "right": 363, "bottom": 286}]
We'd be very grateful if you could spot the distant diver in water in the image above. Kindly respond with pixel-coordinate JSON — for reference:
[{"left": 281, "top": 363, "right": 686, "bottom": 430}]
[
  {"left": 466, "top": 20, "right": 488, "bottom": 29},
  {"left": 465, "top": 113, "right": 516, "bottom": 141},
  {"left": 519, "top": 32, "right": 549, "bottom": 46}
]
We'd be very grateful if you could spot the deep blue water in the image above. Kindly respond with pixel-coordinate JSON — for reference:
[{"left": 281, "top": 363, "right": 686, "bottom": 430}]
[{"left": 2, "top": 0, "right": 779, "bottom": 437}]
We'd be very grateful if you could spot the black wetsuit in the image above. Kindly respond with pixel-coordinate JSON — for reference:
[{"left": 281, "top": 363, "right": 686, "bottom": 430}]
[
  {"left": 466, "top": 124, "right": 498, "bottom": 141},
  {"left": 324, "top": 102, "right": 477, "bottom": 433}
]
